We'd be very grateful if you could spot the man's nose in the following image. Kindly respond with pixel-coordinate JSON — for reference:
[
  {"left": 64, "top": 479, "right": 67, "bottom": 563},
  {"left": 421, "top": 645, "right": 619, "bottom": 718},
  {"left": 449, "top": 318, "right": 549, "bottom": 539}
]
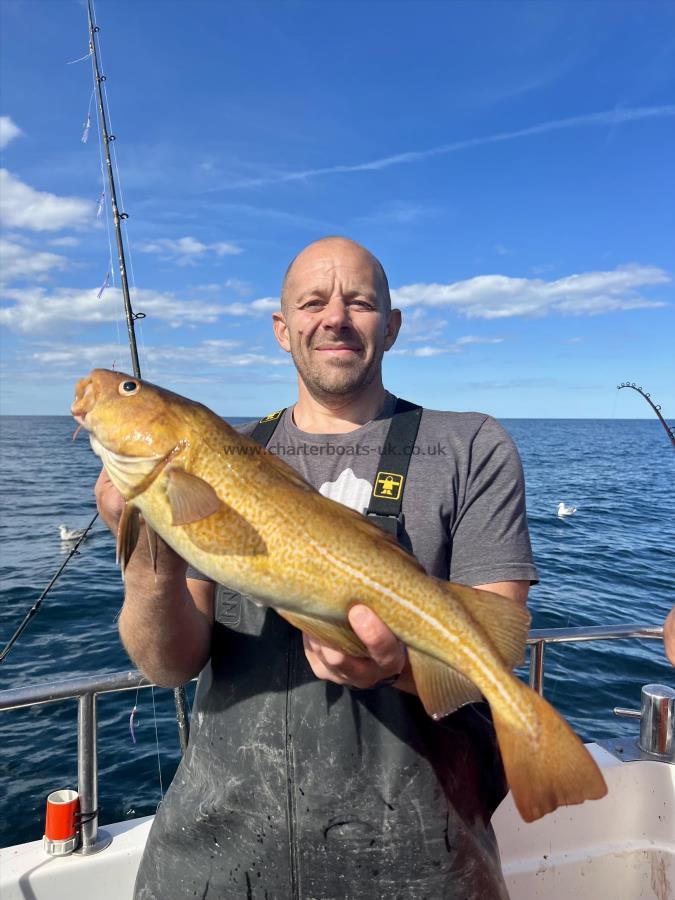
[{"left": 321, "top": 297, "right": 351, "bottom": 329}]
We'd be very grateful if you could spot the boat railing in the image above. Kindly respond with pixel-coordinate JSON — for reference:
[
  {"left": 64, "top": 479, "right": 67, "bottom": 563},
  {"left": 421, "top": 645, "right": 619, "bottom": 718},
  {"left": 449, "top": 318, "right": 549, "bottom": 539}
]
[
  {"left": 0, "top": 622, "right": 665, "bottom": 854},
  {"left": 527, "top": 623, "right": 664, "bottom": 694},
  {"left": 0, "top": 670, "right": 178, "bottom": 854}
]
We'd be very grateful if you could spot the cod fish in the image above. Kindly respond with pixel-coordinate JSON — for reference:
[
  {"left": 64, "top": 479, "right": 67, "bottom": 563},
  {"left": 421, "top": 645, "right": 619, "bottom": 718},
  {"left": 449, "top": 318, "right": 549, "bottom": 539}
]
[{"left": 72, "top": 369, "right": 607, "bottom": 822}]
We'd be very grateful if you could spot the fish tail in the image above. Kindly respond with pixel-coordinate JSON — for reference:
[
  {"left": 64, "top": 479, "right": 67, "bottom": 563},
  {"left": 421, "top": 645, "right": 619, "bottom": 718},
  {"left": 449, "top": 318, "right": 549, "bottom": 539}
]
[{"left": 491, "top": 678, "right": 607, "bottom": 822}]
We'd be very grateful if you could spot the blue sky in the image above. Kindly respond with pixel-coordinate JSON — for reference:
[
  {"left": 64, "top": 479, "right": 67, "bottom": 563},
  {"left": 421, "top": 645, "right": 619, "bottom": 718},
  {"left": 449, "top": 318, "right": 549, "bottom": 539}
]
[{"left": 1, "top": 0, "right": 673, "bottom": 418}]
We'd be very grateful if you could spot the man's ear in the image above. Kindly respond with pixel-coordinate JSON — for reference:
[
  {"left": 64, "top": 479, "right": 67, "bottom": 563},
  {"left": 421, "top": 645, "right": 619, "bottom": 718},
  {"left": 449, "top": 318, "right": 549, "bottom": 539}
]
[
  {"left": 272, "top": 311, "right": 291, "bottom": 352},
  {"left": 384, "top": 309, "right": 402, "bottom": 351}
]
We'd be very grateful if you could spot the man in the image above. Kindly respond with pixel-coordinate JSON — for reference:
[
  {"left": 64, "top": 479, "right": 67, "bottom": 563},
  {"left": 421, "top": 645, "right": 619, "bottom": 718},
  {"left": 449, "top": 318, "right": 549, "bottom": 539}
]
[
  {"left": 664, "top": 607, "right": 675, "bottom": 665},
  {"left": 97, "top": 237, "right": 538, "bottom": 899}
]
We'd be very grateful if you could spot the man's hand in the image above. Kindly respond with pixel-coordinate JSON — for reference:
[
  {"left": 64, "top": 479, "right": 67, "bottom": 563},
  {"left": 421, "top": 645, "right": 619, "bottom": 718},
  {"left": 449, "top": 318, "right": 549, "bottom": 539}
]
[
  {"left": 664, "top": 607, "right": 675, "bottom": 666},
  {"left": 94, "top": 467, "right": 126, "bottom": 535},
  {"left": 93, "top": 466, "right": 213, "bottom": 685},
  {"left": 94, "top": 466, "right": 186, "bottom": 577},
  {"left": 303, "top": 605, "right": 414, "bottom": 692}
]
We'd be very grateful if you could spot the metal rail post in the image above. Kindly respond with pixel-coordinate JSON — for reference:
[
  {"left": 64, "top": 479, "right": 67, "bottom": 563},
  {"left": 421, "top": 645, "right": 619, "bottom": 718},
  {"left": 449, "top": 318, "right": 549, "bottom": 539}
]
[{"left": 77, "top": 691, "right": 111, "bottom": 854}]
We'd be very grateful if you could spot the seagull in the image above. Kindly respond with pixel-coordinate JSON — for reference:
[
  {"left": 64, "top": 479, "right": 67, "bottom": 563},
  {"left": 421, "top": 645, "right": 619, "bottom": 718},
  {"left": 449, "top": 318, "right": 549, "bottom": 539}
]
[
  {"left": 59, "top": 524, "right": 87, "bottom": 542},
  {"left": 557, "top": 502, "right": 577, "bottom": 518}
]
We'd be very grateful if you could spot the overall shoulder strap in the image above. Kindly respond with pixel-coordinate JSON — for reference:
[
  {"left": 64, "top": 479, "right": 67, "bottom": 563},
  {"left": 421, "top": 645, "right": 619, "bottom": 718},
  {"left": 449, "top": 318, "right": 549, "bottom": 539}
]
[
  {"left": 365, "top": 398, "right": 423, "bottom": 537},
  {"left": 249, "top": 409, "right": 286, "bottom": 447}
]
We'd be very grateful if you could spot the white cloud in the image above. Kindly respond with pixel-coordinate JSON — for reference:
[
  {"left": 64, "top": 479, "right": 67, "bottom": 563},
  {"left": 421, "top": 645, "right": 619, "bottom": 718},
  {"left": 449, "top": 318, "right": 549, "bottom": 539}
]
[
  {"left": 48, "top": 236, "right": 80, "bottom": 248},
  {"left": 221, "top": 296, "right": 279, "bottom": 315},
  {"left": 138, "top": 235, "right": 243, "bottom": 265},
  {"left": 356, "top": 202, "right": 436, "bottom": 226},
  {"left": 207, "top": 242, "right": 243, "bottom": 256},
  {"left": 1, "top": 284, "right": 282, "bottom": 333},
  {"left": 0, "top": 116, "right": 23, "bottom": 149},
  {"left": 396, "top": 307, "right": 449, "bottom": 344},
  {"left": 26, "top": 339, "right": 289, "bottom": 373},
  {"left": 0, "top": 285, "right": 251, "bottom": 333},
  {"left": 391, "top": 264, "right": 669, "bottom": 319},
  {"left": 0, "top": 239, "right": 68, "bottom": 284},
  {"left": 223, "top": 278, "right": 252, "bottom": 295},
  {"left": 0, "top": 169, "right": 95, "bottom": 231},
  {"left": 392, "top": 346, "right": 449, "bottom": 358},
  {"left": 455, "top": 335, "right": 505, "bottom": 346},
  {"left": 392, "top": 336, "right": 504, "bottom": 357}
]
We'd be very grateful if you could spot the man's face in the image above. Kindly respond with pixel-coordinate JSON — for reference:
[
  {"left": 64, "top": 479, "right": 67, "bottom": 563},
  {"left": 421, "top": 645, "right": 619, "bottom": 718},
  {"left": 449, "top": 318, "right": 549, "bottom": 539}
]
[{"left": 273, "top": 241, "right": 401, "bottom": 400}]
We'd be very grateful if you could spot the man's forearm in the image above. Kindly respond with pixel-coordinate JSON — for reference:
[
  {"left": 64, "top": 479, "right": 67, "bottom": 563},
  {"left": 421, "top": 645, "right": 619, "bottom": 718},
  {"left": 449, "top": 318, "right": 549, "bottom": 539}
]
[
  {"left": 118, "top": 534, "right": 212, "bottom": 687},
  {"left": 664, "top": 607, "right": 675, "bottom": 666}
]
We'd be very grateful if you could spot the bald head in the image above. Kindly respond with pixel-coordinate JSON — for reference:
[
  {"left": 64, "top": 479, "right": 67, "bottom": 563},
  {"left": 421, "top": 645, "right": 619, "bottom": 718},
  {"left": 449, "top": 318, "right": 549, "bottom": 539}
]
[{"left": 281, "top": 237, "right": 391, "bottom": 314}]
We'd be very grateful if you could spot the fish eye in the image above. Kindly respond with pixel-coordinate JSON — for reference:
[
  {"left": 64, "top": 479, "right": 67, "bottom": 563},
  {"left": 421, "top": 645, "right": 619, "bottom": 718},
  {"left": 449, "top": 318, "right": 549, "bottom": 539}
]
[{"left": 119, "top": 380, "right": 140, "bottom": 395}]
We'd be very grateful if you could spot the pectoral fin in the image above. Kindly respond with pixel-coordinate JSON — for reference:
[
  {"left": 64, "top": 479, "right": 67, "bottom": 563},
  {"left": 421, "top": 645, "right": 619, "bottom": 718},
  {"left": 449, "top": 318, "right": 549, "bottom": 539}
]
[
  {"left": 164, "top": 466, "right": 266, "bottom": 555},
  {"left": 407, "top": 647, "right": 483, "bottom": 720},
  {"left": 116, "top": 505, "right": 160, "bottom": 576},
  {"left": 275, "top": 610, "right": 369, "bottom": 657},
  {"left": 145, "top": 521, "right": 158, "bottom": 573},
  {"left": 165, "top": 467, "right": 222, "bottom": 525},
  {"left": 116, "top": 503, "right": 141, "bottom": 575}
]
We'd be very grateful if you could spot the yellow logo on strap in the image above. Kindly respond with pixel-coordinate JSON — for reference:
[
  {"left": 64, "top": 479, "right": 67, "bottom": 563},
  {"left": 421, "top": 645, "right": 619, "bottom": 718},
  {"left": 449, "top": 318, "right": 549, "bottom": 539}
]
[
  {"left": 373, "top": 471, "right": 404, "bottom": 500},
  {"left": 259, "top": 410, "right": 283, "bottom": 424}
]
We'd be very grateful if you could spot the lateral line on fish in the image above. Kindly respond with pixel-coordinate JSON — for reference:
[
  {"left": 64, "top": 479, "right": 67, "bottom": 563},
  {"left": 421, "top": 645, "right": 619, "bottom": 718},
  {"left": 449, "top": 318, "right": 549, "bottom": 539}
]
[
  {"left": 318, "top": 544, "right": 526, "bottom": 720},
  {"left": 227, "top": 465, "right": 529, "bottom": 725}
]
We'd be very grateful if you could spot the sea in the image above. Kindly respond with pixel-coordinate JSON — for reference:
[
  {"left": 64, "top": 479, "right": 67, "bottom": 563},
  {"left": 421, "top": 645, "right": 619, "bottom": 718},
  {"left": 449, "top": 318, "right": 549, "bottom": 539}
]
[{"left": 1, "top": 415, "right": 674, "bottom": 849}]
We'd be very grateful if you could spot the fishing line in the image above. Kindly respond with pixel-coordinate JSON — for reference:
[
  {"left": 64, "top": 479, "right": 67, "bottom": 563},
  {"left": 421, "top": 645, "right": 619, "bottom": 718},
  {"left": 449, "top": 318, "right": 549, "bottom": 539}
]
[
  {"left": 610, "top": 389, "right": 618, "bottom": 421},
  {"left": 83, "top": 0, "right": 190, "bottom": 761},
  {"left": 92, "top": 0, "right": 150, "bottom": 378},
  {"left": 80, "top": 90, "right": 94, "bottom": 143},
  {"left": 66, "top": 49, "right": 93, "bottom": 65},
  {"left": 150, "top": 686, "right": 165, "bottom": 802},
  {"left": 2, "top": 25, "right": 113, "bottom": 662},
  {"left": 104, "top": 116, "right": 151, "bottom": 377},
  {"left": 129, "top": 683, "right": 141, "bottom": 744},
  {"left": 90, "top": 39, "right": 123, "bottom": 356},
  {"left": 126, "top": 681, "right": 165, "bottom": 810},
  {"left": 0, "top": 513, "right": 98, "bottom": 663}
]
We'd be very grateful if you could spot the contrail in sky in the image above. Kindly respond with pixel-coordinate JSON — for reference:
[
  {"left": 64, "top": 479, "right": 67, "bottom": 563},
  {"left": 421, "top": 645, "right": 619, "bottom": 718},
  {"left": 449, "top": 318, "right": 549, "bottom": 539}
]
[{"left": 221, "top": 105, "right": 675, "bottom": 190}]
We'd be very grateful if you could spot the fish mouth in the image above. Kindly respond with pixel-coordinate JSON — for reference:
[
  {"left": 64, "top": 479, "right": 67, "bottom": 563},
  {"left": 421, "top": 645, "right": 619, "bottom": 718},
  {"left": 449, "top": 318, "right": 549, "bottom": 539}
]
[{"left": 71, "top": 376, "right": 96, "bottom": 426}]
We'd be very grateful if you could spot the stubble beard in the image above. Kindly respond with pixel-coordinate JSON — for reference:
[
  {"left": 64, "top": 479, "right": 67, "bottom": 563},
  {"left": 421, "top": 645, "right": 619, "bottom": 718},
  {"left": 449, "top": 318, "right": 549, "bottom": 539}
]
[{"left": 292, "top": 344, "right": 379, "bottom": 401}]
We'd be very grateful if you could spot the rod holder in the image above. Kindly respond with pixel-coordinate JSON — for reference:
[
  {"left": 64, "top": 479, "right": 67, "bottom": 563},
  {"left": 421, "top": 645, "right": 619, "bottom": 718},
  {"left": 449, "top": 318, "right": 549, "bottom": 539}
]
[{"left": 639, "top": 683, "right": 675, "bottom": 759}]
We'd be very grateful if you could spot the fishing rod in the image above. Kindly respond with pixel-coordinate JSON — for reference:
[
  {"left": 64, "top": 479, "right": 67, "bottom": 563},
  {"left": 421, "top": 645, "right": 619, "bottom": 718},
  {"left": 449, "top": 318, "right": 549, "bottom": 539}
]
[
  {"left": 617, "top": 383, "right": 675, "bottom": 448},
  {"left": 85, "top": 0, "right": 190, "bottom": 752},
  {"left": 87, "top": 0, "right": 142, "bottom": 378},
  {"left": 0, "top": 5, "right": 190, "bottom": 757}
]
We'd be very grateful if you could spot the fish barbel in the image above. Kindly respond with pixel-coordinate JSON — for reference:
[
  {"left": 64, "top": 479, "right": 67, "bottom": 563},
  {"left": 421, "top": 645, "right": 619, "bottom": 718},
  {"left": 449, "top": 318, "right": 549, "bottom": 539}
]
[{"left": 72, "top": 369, "right": 607, "bottom": 822}]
